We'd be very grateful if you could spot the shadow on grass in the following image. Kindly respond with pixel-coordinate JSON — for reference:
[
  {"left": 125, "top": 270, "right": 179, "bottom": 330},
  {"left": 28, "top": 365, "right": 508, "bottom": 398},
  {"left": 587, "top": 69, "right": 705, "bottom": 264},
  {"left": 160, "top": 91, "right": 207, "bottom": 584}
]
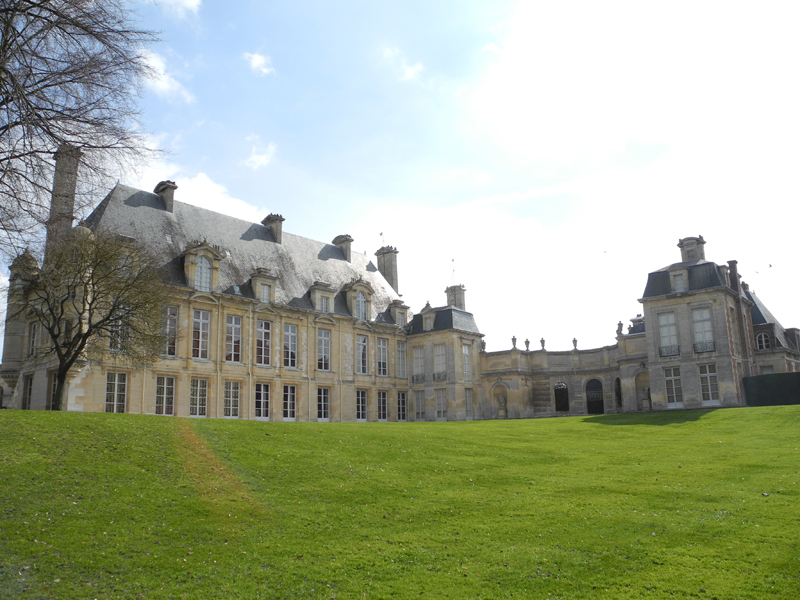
[{"left": 580, "top": 408, "right": 719, "bottom": 426}]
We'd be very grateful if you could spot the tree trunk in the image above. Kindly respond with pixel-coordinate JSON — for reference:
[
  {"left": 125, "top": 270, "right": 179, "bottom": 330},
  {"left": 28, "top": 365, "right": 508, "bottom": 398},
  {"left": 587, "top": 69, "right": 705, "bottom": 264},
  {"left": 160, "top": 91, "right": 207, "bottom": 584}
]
[{"left": 52, "top": 367, "right": 69, "bottom": 411}]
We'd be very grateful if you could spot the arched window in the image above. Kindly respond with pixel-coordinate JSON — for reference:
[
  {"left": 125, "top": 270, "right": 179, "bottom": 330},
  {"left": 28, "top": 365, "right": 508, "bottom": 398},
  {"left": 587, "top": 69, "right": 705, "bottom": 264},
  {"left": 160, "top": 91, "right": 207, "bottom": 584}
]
[
  {"left": 554, "top": 382, "right": 569, "bottom": 412},
  {"left": 196, "top": 256, "right": 212, "bottom": 292},
  {"left": 756, "top": 332, "right": 771, "bottom": 350},
  {"left": 356, "top": 291, "right": 367, "bottom": 320}
]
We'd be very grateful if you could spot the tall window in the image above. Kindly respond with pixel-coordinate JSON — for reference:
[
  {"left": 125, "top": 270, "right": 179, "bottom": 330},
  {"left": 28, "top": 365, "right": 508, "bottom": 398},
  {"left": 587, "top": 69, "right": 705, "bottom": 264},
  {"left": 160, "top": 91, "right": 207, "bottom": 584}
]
[
  {"left": 192, "top": 310, "right": 210, "bottom": 359},
  {"left": 28, "top": 323, "right": 37, "bottom": 356},
  {"left": 692, "top": 307, "right": 714, "bottom": 352},
  {"left": 109, "top": 317, "right": 124, "bottom": 352},
  {"left": 397, "top": 312, "right": 406, "bottom": 326},
  {"left": 224, "top": 381, "right": 240, "bottom": 417},
  {"left": 377, "top": 338, "right": 388, "bottom": 376},
  {"left": 356, "top": 389, "right": 367, "bottom": 420},
  {"left": 318, "top": 329, "right": 331, "bottom": 371},
  {"left": 673, "top": 273, "right": 686, "bottom": 292},
  {"left": 756, "top": 332, "right": 771, "bottom": 350},
  {"left": 413, "top": 347, "right": 424, "bottom": 380},
  {"left": 226, "top": 315, "right": 242, "bottom": 362},
  {"left": 699, "top": 364, "right": 719, "bottom": 402},
  {"left": 196, "top": 256, "right": 212, "bottom": 292},
  {"left": 155, "top": 376, "right": 175, "bottom": 415},
  {"left": 255, "top": 383, "right": 270, "bottom": 418},
  {"left": 48, "top": 372, "right": 58, "bottom": 411},
  {"left": 397, "top": 391, "right": 407, "bottom": 421},
  {"left": 256, "top": 320, "right": 271, "bottom": 365},
  {"left": 356, "top": 291, "right": 367, "bottom": 320},
  {"left": 164, "top": 307, "right": 178, "bottom": 356},
  {"left": 105, "top": 372, "right": 127, "bottom": 413},
  {"left": 664, "top": 367, "right": 682, "bottom": 406},
  {"left": 434, "top": 344, "right": 446, "bottom": 380},
  {"left": 260, "top": 283, "right": 271, "bottom": 303},
  {"left": 465, "top": 388, "right": 474, "bottom": 418},
  {"left": 318, "top": 387, "right": 330, "bottom": 420},
  {"left": 283, "top": 324, "right": 297, "bottom": 367},
  {"left": 462, "top": 344, "right": 472, "bottom": 382},
  {"left": 190, "top": 378, "right": 208, "bottom": 416},
  {"left": 396, "top": 341, "right": 407, "bottom": 379},
  {"left": 320, "top": 296, "right": 329, "bottom": 314},
  {"left": 22, "top": 375, "right": 33, "bottom": 410},
  {"left": 378, "top": 391, "right": 387, "bottom": 420},
  {"left": 658, "top": 313, "right": 678, "bottom": 356},
  {"left": 415, "top": 390, "right": 425, "bottom": 420},
  {"left": 356, "top": 334, "right": 368, "bottom": 375},
  {"left": 435, "top": 388, "right": 447, "bottom": 419},
  {"left": 283, "top": 385, "right": 296, "bottom": 419}
]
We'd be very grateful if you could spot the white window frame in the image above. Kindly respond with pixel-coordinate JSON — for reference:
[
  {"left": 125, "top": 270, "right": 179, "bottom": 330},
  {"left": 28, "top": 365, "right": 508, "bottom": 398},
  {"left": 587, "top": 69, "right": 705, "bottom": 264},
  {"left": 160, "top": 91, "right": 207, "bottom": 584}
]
[
  {"left": 692, "top": 307, "right": 714, "bottom": 352},
  {"left": 356, "top": 389, "right": 367, "bottom": 421},
  {"left": 462, "top": 344, "right": 472, "bottom": 382},
  {"left": 260, "top": 283, "right": 271, "bottom": 304},
  {"left": 664, "top": 367, "right": 683, "bottom": 407},
  {"left": 105, "top": 372, "right": 127, "bottom": 413},
  {"left": 283, "top": 384, "right": 296, "bottom": 420},
  {"left": 435, "top": 388, "right": 447, "bottom": 420},
  {"left": 190, "top": 378, "right": 208, "bottom": 416},
  {"left": 673, "top": 273, "right": 687, "bottom": 292},
  {"left": 226, "top": 315, "right": 242, "bottom": 363},
  {"left": 164, "top": 306, "right": 178, "bottom": 357},
  {"left": 434, "top": 344, "right": 446, "bottom": 380},
  {"left": 192, "top": 310, "right": 210, "bottom": 359},
  {"left": 255, "top": 383, "right": 270, "bottom": 419},
  {"left": 378, "top": 390, "right": 388, "bottom": 421},
  {"left": 224, "top": 381, "right": 240, "bottom": 417},
  {"left": 377, "top": 338, "right": 388, "bottom": 376},
  {"left": 756, "top": 332, "right": 771, "bottom": 350},
  {"left": 397, "top": 391, "right": 407, "bottom": 421},
  {"left": 699, "top": 364, "right": 719, "bottom": 404},
  {"left": 317, "top": 387, "right": 330, "bottom": 421},
  {"left": 196, "top": 256, "right": 212, "bottom": 292},
  {"left": 28, "top": 322, "right": 37, "bottom": 356},
  {"left": 413, "top": 347, "right": 424, "bottom": 377},
  {"left": 109, "top": 317, "right": 124, "bottom": 352},
  {"left": 283, "top": 324, "right": 297, "bottom": 368},
  {"left": 414, "top": 390, "right": 425, "bottom": 420},
  {"left": 318, "top": 329, "right": 331, "bottom": 371},
  {"left": 256, "top": 320, "right": 271, "bottom": 366},
  {"left": 658, "top": 312, "right": 678, "bottom": 355},
  {"left": 356, "top": 291, "right": 367, "bottom": 320},
  {"left": 155, "top": 375, "right": 175, "bottom": 415},
  {"left": 356, "top": 334, "right": 368, "bottom": 375},
  {"left": 397, "top": 341, "right": 407, "bottom": 379},
  {"left": 320, "top": 295, "right": 329, "bottom": 314}
]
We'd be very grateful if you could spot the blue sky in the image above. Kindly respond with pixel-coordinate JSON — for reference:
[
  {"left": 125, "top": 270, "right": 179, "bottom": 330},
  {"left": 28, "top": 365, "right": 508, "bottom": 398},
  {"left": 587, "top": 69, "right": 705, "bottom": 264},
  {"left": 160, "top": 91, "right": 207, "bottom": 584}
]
[{"left": 14, "top": 0, "right": 800, "bottom": 354}]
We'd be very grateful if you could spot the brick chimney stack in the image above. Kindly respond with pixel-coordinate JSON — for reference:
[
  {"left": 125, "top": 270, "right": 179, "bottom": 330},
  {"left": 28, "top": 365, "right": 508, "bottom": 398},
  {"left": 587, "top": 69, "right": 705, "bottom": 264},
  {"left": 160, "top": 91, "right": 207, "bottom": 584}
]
[
  {"left": 375, "top": 245, "right": 399, "bottom": 293},
  {"left": 154, "top": 180, "right": 178, "bottom": 213},
  {"left": 45, "top": 143, "right": 82, "bottom": 257},
  {"left": 262, "top": 214, "right": 285, "bottom": 244}
]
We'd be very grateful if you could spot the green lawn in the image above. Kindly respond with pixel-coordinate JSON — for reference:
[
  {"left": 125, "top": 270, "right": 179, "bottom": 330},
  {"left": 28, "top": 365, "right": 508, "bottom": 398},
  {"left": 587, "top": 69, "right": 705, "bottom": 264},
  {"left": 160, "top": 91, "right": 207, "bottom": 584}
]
[{"left": 1, "top": 407, "right": 799, "bottom": 599}]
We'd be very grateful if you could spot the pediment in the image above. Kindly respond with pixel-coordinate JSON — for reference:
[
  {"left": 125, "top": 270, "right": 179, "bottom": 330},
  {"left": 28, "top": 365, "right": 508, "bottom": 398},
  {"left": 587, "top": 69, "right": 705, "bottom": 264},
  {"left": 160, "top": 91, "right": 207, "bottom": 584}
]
[
  {"left": 314, "top": 315, "right": 336, "bottom": 325},
  {"left": 189, "top": 292, "right": 218, "bottom": 304},
  {"left": 354, "top": 320, "right": 374, "bottom": 332},
  {"left": 255, "top": 303, "right": 279, "bottom": 314}
]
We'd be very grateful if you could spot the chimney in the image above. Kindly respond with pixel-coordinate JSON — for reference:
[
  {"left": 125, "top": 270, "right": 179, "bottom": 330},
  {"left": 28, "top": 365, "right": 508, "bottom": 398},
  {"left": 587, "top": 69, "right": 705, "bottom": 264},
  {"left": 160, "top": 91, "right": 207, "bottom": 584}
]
[
  {"left": 445, "top": 284, "right": 466, "bottom": 310},
  {"left": 45, "top": 143, "right": 82, "bottom": 256},
  {"left": 333, "top": 234, "right": 353, "bottom": 262},
  {"left": 677, "top": 235, "right": 706, "bottom": 262},
  {"left": 154, "top": 180, "right": 178, "bottom": 213},
  {"left": 728, "top": 260, "right": 739, "bottom": 293},
  {"left": 262, "top": 214, "right": 285, "bottom": 244},
  {"left": 375, "top": 245, "right": 399, "bottom": 293}
]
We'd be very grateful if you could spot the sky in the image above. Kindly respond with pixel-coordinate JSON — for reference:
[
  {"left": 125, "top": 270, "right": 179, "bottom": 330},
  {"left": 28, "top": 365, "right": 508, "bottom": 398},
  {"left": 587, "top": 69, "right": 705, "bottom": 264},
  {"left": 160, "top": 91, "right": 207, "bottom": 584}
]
[{"left": 7, "top": 0, "right": 800, "bottom": 355}]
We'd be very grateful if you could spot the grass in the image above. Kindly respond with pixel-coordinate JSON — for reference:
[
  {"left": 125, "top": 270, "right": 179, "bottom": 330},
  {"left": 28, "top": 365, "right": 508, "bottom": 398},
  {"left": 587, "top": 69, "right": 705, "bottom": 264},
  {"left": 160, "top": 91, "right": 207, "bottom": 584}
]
[{"left": 1, "top": 407, "right": 799, "bottom": 599}]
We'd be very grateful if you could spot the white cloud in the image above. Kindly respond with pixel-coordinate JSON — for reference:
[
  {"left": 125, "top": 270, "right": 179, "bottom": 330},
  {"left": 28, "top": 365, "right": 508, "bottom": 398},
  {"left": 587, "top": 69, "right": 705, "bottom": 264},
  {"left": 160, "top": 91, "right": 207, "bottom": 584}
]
[
  {"left": 142, "top": 51, "right": 196, "bottom": 104},
  {"left": 383, "top": 47, "right": 424, "bottom": 82},
  {"left": 158, "top": 0, "right": 201, "bottom": 18},
  {"left": 243, "top": 52, "right": 275, "bottom": 76},
  {"left": 244, "top": 135, "right": 277, "bottom": 170}
]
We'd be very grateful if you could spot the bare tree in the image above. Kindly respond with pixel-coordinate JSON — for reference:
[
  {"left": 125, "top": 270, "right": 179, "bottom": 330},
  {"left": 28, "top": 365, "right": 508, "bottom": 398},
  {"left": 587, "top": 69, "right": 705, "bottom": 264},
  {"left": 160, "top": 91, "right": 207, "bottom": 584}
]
[
  {"left": 16, "top": 227, "right": 170, "bottom": 410},
  {"left": 0, "top": 0, "right": 159, "bottom": 254}
]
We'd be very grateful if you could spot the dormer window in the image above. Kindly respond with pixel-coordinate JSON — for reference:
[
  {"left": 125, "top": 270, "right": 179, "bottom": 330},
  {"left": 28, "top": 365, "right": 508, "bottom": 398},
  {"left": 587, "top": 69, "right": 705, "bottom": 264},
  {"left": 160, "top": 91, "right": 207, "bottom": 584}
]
[
  {"left": 343, "top": 279, "right": 374, "bottom": 321},
  {"left": 260, "top": 283, "right": 271, "bottom": 303},
  {"left": 673, "top": 273, "right": 686, "bottom": 293},
  {"left": 196, "top": 256, "right": 212, "bottom": 292},
  {"left": 356, "top": 291, "right": 367, "bottom": 320},
  {"left": 424, "top": 315, "right": 434, "bottom": 331},
  {"left": 397, "top": 312, "right": 406, "bottom": 326},
  {"left": 321, "top": 296, "right": 330, "bottom": 314}
]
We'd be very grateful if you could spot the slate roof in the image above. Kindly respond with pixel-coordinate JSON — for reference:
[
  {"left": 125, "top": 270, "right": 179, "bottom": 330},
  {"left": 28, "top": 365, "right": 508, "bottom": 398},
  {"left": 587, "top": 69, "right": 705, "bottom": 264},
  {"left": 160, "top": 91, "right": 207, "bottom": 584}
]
[
  {"left": 84, "top": 184, "right": 402, "bottom": 320},
  {"left": 745, "top": 289, "right": 797, "bottom": 351},
  {"left": 642, "top": 260, "right": 727, "bottom": 298},
  {"left": 408, "top": 306, "right": 481, "bottom": 335}
]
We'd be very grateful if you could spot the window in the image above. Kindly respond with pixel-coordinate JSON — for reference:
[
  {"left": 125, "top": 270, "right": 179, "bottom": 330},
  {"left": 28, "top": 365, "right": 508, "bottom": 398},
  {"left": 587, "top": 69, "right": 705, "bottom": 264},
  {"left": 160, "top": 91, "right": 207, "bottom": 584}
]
[
  {"left": 164, "top": 307, "right": 178, "bottom": 356},
  {"left": 256, "top": 320, "right": 271, "bottom": 365},
  {"left": 22, "top": 375, "right": 33, "bottom": 410},
  {"left": 413, "top": 347, "right": 425, "bottom": 382},
  {"left": 397, "top": 391, "right": 407, "bottom": 421},
  {"left": 226, "top": 315, "right": 242, "bottom": 362},
  {"left": 434, "top": 344, "right": 446, "bottom": 381},
  {"left": 192, "top": 310, "right": 210, "bottom": 359},
  {"left": 28, "top": 323, "right": 37, "bottom": 356},
  {"left": 283, "top": 324, "right": 297, "bottom": 367},
  {"left": 356, "top": 291, "right": 367, "bottom": 320},
  {"left": 378, "top": 391, "right": 387, "bottom": 420},
  {"left": 435, "top": 389, "right": 447, "bottom": 419},
  {"left": 260, "top": 283, "right": 271, "bottom": 304},
  {"left": 224, "top": 381, "right": 240, "bottom": 417},
  {"left": 283, "top": 385, "right": 296, "bottom": 419},
  {"left": 761, "top": 364, "right": 774, "bottom": 375},
  {"left": 757, "top": 332, "right": 771, "bottom": 350},
  {"left": 255, "top": 383, "right": 270, "bottom": 418},
  {"left": 658, "top": 313, "right": 679, "bottom": 356},
  {"left": 397, "top": 312, "right": 406, "bottom": 326},
  {"left": 317, "top": 387, "right": 330, "bottom": 420},
  {"left": 196, "top": 256, "right": 212, "bottom": 292},
  {"left": 109, "top": 317, "right": 124, "bottom": 352},
  {"left": 462, "top": 344, "right": 472, "bottom": 382},
  {"left": 699, "top": 364, "right": 719, "bottom": 403},
  {"left": 320, "top": 296, "right": 329, "bottom": 314},
  {"left": 377, "top": 338, "right": 388, "bottom": 376},
  {"left": 397, "top": 341, "right": 407, "bottom": 379},
  {"left": 48, "top": 372, "right": 58, "bottom": 411},
  {"left": 105, "top": 372, "right": 127, "bottom": 413},
  {"left": 356, "top": 334, "right": 368, "bottom": 375},
  {"left": 424, "top": 315, "right": 433, "bottom": 331},
  {"left": 414, "top": 390, "right": 425, "bottom": 420},
  {"left": 664, "top": 367, "right": 682, "bottom": 406},
  {"left": 673, "top": 273, "right": 687, "bottom": 292},
  {"left": 156, "top": 376, "right": 175, "bottom": 415},
  {"left": 317, "top": 329, "right": 331, "bottom": 371},
  {"left": 190, "top": 378, "right": 208, "bottom": 416},
  {"left": 465, "top": 388, "right": 474, "bottom": 418},
  {"left": 356, "top": 389, "right": 367, "bottom": 420},
  {"left": 692, "top": 307, "right": 714, "bottom": 352}
]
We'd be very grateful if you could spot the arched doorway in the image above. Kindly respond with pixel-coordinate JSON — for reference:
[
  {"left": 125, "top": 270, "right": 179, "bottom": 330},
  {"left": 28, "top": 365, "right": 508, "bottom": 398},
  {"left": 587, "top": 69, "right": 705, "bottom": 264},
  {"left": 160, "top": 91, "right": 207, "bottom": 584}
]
[
  {"left": 586, "top": 379, "right": 604, "bottom": 415},
  {"left": 614, "top": 377, "right": 622, "bottom": 411},
  {"left": 554, "top": 382, "right": 569, "bottom": 412},
  {"left": 635, "top": 371, "right": 651, "bottom": 411},
  {"left": 493, "top": 385, "right": 508, "bottom": 419}
]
